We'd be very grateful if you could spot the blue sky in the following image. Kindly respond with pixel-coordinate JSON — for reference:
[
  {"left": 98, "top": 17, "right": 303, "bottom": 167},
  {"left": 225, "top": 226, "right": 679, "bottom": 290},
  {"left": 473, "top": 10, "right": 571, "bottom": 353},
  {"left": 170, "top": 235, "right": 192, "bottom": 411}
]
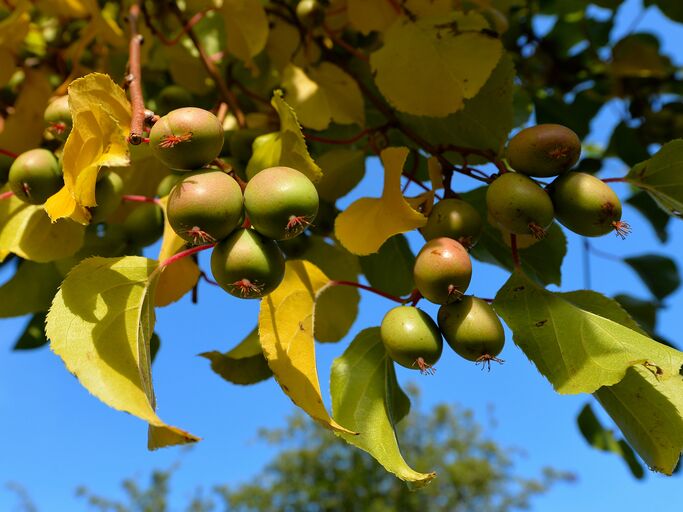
[{"left": 2, "top": 1, "right": 683, "bottom": 510}]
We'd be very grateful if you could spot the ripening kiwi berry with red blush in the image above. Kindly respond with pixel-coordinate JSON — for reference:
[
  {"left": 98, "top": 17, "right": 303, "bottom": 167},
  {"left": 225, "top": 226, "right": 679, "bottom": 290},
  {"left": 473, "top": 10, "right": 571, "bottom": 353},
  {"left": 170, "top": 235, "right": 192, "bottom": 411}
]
[
  {"left": 8, "top": 148, "right": 64, "bottom": 205},
  {"left": 149, "top": 107, "right": 223, "bottom": 171},
  {"left": 506, "top": 124, "right": 581, "bottom": 177},
  {"left": 414, "top": 237, "right": 472, "bottom": 305}
]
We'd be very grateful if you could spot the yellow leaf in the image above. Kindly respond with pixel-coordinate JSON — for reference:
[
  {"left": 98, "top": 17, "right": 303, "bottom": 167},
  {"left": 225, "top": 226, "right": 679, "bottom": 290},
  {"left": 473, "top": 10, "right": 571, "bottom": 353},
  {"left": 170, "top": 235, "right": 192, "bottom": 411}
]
[
  {"left": 347, "top": 0, "right": 399, "bottom": 35},
  {"left": 0, "top": 69, "right": 52, "bottom": 154},
  {"left": 221, "top": 0, "right": 269, "bottom": 68},
  {"left": 154, "top": 197, "right": 200, "bottom": 307},
  {"left": 47, "top": 256, "right": 199, "bottom": 449},
  {"left": 35, "top": 0, "right": 90, "bottom": 18},
  {"left": 259, "top": 260, "right": 355, "bottom": 434},
  {"left": 370, "top": 12, "right": 503, "bottom": 117},
  {"left": 282, "top": 63, "right": 365, "bottom": 131},
  {"left": 265, "top": 16, "right": 300, "bottom": 71},
  {"left": 0, "top": 0, "right": 31, "bottom": 49},
  {"left": 335, "top": 147, "right": 427, "bottom": 255}
]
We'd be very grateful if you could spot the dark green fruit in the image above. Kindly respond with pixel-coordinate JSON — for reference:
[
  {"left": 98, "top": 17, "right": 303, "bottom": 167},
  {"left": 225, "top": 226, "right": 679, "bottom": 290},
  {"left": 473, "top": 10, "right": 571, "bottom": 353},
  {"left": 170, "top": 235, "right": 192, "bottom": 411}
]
[
  {"left": 123, "top": 203, "right": 164, "bottom": 247},
  {"left": 210, "top": 228, "right": 285, "bottom": 299},
  {"left": 438, "top": 297, "right": 505, "bottom": 367},
  {"left": 156, "top": 173, "right": 183, "bottom": 197},
  {"left": 507, "top": 124, "right": 581, "bottom": 177},
  {"left": 486, "top": 172, "right": 554, "bottom": 238},
  {"left": 89, "top": 171, "right": 124, "bottom": 223},
  {"left": 0, "top": 153, "right": 12, "bottom": 187},
  {"left": 8, "top": 148, "right": 63, "bottom": 205},
  {"left": 421, "top": 198, "right": 483, "bottom": 248},
  {"left": 380, "top": 306, "right": 443, "bottom": 373},
  {"left": 149, "top": 107, "right": 223, "bottom": 171},
  {"left": 167, "top": 170, "right": 244, "bottom": 244},
  {"left": 549, "top": 172, "right": 630, "bottom": 238},
  {"left": 156, "top": 85, "right": 193, "bottom": 115},
  {"left": 44, "top": 95, "right": 72, "bottom": 140},
  {"left": 414, "top": 237, "right": 472, "bottom": 305},
  {"left": 244, "top": 166, "right": 319, "bottom": 240},
  {"left": 296, "top": 0, "right": 325, "bottom": 27}
]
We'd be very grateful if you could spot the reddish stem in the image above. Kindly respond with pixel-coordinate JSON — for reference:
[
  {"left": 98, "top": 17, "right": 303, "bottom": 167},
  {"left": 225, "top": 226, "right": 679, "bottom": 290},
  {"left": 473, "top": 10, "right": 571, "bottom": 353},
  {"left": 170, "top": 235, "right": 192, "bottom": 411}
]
[
  {"left": 510, "top": 234, "right": 521, "bottom": 268},
  {"left": 159, "top": 243, "right": 216, "bottom": 269},
  {"left": 386, "top": 0, "right": 402, "bottom": 14},
  {"left": 212, "top": 158, "right": 247, "bottom": 191},
  {"left": 330, "top": 280, "right": 408, "bottom": 304},
  {"left": 323, "top": 24, "right": 369, "bottom": 62},
  {"left": 304, "top": 127, "right": 374, "bottom": 145},
  {"left": 602, "top": 177, "right": 627, "bottom": 183},
  {"left": 122, "top": 194, "right": 162, "bottom": 205},
  {"left": 0, "top": 191, "right": 14, "bottom": 200},
  {"left": 0, "top": 148, "right": 18, "bottom": 159}
]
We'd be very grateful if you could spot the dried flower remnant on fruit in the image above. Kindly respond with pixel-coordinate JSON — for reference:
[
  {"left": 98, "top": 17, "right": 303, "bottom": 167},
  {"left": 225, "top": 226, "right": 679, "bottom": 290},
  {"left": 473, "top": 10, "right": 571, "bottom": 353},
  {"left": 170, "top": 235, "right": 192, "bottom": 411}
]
[
  {"left": 229, "top": 278, "right": 265, "bottom": 298},
  {"left": 158, "top": 132, "right": 193, "bottom": 148}
]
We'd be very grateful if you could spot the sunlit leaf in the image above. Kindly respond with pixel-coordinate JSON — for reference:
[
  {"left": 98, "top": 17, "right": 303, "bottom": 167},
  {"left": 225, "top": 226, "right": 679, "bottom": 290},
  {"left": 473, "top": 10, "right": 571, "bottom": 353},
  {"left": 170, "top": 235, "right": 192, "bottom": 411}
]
[
  {"left": 13, "top": 312, "right": 49, "bottom": 351},
  {"left": 221, "top": 0, "right": 269, "bottom": 69},
  {"left": 624, "top": 254, "right": 680, "bottom": 301}
]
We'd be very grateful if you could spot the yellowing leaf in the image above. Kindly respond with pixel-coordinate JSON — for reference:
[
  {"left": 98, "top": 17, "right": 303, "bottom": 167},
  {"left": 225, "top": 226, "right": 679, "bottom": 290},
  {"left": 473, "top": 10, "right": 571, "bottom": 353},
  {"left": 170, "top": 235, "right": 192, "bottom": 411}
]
[
  {"left": 259, "top": 260, "right": 355, "bottom": 434},
  {"left": 265, "top": 17, "right": 300, "bottom": 71},
  {"left": 47, "top": 256, "right": 199, "bottom": 448},
  {"left": 282, "top": 63, "right": 365, "bottom": 131},
  {"left": 221, "top": 0, "right": 269, "bottom": 68},
  {"left": 0, "top": 69, "right": 52, "bottom": 153},
  {"left": 370, "top": 12, "right": 503, "bottom": 116},
  {"left": 154, "top": 197, "right": 200, "bottom": 307},
  {"left": 347, "top": 0, "right": 399, "bottom": 34},
  {"left": 335, "top": 147, "right": 427, "bottom": 255},
  {"left": 246, "top": 91, "right": 323, "bottom": 183},
  {"left": 45, "top": 73, "right": 131, "bottom": 223},
  {"left": 0, "top": 261, "right": 62, "bottom": 317},
  {"left": 331, "top": 328, "right": 436, "bottom": 487},
  {"left": 0, "top": 196, "right": 85, "bottom": 262}
]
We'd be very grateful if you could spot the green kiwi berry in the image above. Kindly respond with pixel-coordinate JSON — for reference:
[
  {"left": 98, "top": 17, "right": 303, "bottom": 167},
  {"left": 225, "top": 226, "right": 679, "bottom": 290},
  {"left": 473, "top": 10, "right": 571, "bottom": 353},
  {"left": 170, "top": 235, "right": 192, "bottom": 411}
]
[
  {"left": 421, "top": 198, "right": 483, "bottom": 248},
  {"left": 123, "top": 203, "right": 165, "bottom": 247},
  {"left": 89, "top": 171, "right": 124, "bottom": 223},
  {"left": 44, "top": 95, "right": 72, "bottom": 141},
  {"left": 507, "top": 124, "right": 581, "bottom": 177},
  {"left": 380, "top": 305, "right": 443, "bottom": 373},
  {"left": 8, "top": 148, "right": 63, "bottom": 205}
]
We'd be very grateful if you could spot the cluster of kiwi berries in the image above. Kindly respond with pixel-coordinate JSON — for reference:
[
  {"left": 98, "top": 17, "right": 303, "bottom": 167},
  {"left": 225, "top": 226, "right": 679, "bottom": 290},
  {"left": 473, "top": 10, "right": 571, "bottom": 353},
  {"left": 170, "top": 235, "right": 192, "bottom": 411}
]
[
  {"left": 150, "top": 107, "right": 319, "bottom": 299},
  {"left": 379, "top": 123, "right": 629, "bottom": 374}
]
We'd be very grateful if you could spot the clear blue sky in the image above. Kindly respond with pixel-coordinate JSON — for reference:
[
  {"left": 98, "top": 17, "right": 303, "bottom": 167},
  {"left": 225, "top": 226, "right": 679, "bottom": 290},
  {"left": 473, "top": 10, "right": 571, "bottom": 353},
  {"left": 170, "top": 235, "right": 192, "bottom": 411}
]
[{"left": 2, "top": 1, "right": 683, "bottom": 510}]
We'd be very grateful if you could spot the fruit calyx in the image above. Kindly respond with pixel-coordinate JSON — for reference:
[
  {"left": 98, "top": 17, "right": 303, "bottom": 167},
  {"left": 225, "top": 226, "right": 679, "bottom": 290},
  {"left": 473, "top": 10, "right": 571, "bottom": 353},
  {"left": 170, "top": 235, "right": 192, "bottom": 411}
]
[{"left": 158, "top": 132, "right": 193, "bottom": 148}]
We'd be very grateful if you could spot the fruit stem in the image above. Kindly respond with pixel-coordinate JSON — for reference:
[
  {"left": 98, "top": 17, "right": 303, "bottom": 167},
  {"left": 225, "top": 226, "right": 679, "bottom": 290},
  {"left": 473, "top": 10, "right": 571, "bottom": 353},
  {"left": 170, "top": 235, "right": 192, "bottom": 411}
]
[
  {"left": 510, "top": 234, "right": 521, "bottom": 268},
  {"left": 212, "top": 158, "right": 248, "bottom": 191},
  {"left": 0, "top": 148, "right": 18, "bottom": 159},
  {"left": 330, "top": 280, "right": 407, "bottom": 304},
  {"left": 304, "top": 125, "right": 388, "bottom": 145},
  {"left": 0, "top": 191, "right": 14, "bottom": 200},
  {"left": 323, "top": 23, "right": 369, "bottom": 62},
  {"left": 122, "top": 194, "right": 162, "bottom": 206},
  {"left": 126, "top": 1, "right": 146, "bottom": 145},
  {"left": 159, "top": 243, "right": 216, "bottom": 269},
  {"left": 602, "top": 177, "right": 627, "bottom": 183}
]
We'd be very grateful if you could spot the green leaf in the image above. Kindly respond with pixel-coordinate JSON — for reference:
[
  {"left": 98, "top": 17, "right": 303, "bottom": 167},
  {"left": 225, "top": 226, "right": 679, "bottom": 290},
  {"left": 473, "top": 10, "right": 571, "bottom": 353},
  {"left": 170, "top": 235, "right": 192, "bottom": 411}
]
[
  {"left": 46, "top": 256, "right": 199, "bottom": 449},
  {"left": 577, "top": 403, "right": 644, "bottom": 479},
  {"left": 0, "top": 260, "right": 62, "bottom": 318},
  {"left": 315, "top": 149, "right": 366, "bottom": 202},
  {"left": 613, "top": 294, "right": 657, "bottom": 334},
  {"left": 13, "top": 312, "right": 48, "bottom": 350},
  {"left": 330, "top": 328, "right": 436, "bottom": 487},
  {"left": 627, "top": 139, "right": 683, "bottom": 216},
  {"left": 626, "top": 191, "right": 670, "bottom": 243},
  {"left": 606, "top": 122, "right": 650, "bottom": 167},
  {"left": 493, "top": 271, "right": 683, "bottom": 394},
  {"left": 200, "top": 328, "right": 272, "bottom": 385},
  {"left": 464, "top": 187, "right": 566, "bottom": 286},
  {"left": 246, "top": 91, "right": 323, "bottom": 183},
  {"left": 359, "top": 235, "right": 415, "bottom": 297},
  {"left": 624, "top": 254, "right": 681, "bottom": 301},
  {"left": 534, "top": 90, "right": 602, "bottom": 139},
  {"left": 644, "top": 0, "right": 683, "bottom": 22}
]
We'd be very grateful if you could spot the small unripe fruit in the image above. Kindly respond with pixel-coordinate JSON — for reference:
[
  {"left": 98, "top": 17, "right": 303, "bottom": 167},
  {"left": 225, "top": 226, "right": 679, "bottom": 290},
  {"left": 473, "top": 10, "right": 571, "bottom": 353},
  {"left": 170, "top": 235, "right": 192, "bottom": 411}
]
[
  {"left": 486, "top": 172, "right": 554, "bottom": 238},
  {"left": 167, "top": 170, "right": 244, "bottom": 244},
  {"left": 244, "top": 166, "right": 319, "bottom": 240},
  {"left": 90, "top": 171, "right": 124, "bottom": 223},
  {"left": 123, "top": 203, "right": 164, "bottom": 247},
  {"left": 380, "top": 306, "right": 443, "bottom": 373},
  {"left": 507, "top": 124, "right": 581, "bottom": 177},
  {"left": 296, "top": 0, "right": 325, "bottom": 27},
  {"left": 156, "top": 85, "right": 193, "bottom": 115},
  {"left": 421, "top": 198, "right": 483, "bottom": 248},
  {"left": 437, "top": 297, "right": 505, "bottom": 367},
  {"left": 149, "top": 107, "right": 223, "bottom": 170},
  {"left": 44, "top": 95, "right": 72, "bottom": 140},
  {"left": 414, "top": 237, "right": 472, "bottom": 305},
  {"left": 156, "top": 173, "right": 183, "bottom": 197},
  {"left": 211, "top": 228, "right": 285, "bottom": 299},
  {"left": 8, "top": 148, "right": 63, "bottom": 205},
  {"left": 549, "top": 172, "right": 630, "bottom": 238}
]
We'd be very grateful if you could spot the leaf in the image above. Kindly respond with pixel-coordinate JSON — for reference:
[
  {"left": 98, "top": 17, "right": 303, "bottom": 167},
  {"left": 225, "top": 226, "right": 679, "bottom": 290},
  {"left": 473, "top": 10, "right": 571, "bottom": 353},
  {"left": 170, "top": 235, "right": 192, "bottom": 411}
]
[
  {"left": 0, "top": 196, "right": 85, "bottom": 262},
  {"left": 610, "top": 34, "right": 671, "bottom": 80},
  {"left": 265, "top": 16, "right": 299, "bottom": 71},
  {"left": 282, "top": 63, "right": 365, "bottom": 131},
  {"left": 0, "top": 0, "right": 31, "bottom": 50},
  {"left": 13, "top": 312, "right": 49, "bottom": 351},
  {"left": 346, "top": 0, "right": 399, "bottom": 34},
  {"left": 47, "top": 256, "right": 199, "bottom": 449},
  {"left": 493, "top": 270, "right": 683, "bottom": 394},
  {"left": 331, "top": 328, "right": 436, "bottom": 487},
  {"left": 627, "top": 139, "right": 683, "bottom": 217},
  {"left": 397, "top": 54, "right": 515, "bottom": 163},
  {"left": 221, "top": 0, "right": 268, "bottom": 69},
  {"left": 534, "top": 90, "right": 602, "bottom": 140},
  {"left": 463, "top": 187, "right": 566, "bottom": 286},
  {"left": 0, "top": 48, "right": 16, "bottom": 88},
  {"left": 0, "top": 260, "right": 62, "bottom": 317},
  {"left": 154, "top": 197, "right": 200, "bottom": 308},
  {"left": 200, "top": 328, "right": 272, "bottom": 385},
  {"left": 370, "top": 12, "right": 502, "bottom": 117},
  {"left": 596, "top": 364, "right": 683, "bottom": 475},
  {"left": 259, "top": 260, "right": 354, "bottom": 434},
  {"left": 359, "top": 235, "right": 415, "bottom": 297},
  {"left": 45, "top": 73, "right": 131, "bottom": 223},
  {"left": 335, "top": 147, "right": 427, "bottom": 255},
  {"left": 626, "top": 191, "right": 670, "bottom": 243},
  {"left": 644, "top": 0, "right": 683, "bottom": 22},
  {"left": 624, "top": 254, "right": 681, "bottom": 301},
  {"left": 606, "top": 121, "right": 650, "bottom": 167},
  {"left": 577, "top": 403, "right": 644, "bottom": 479},
  {"left": 613, "top": 294, "right": 657, "bottom": 335},
  {"left": 246, "top": 91, "right": 323, "bottom": 183},
  {"left": 315, "top": 149, "right": 366, "bottom": 202}
]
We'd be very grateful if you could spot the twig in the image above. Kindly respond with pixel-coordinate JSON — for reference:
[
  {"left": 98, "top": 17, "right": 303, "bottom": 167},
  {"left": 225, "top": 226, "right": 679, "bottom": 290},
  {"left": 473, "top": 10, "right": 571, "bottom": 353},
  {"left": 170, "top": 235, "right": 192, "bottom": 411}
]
[
  {"left": 127, "top": 1, "right": 146, "bottom": 145},
  {"left": 212, "top": 158, "right": 247, "bottom": 191},
  {"left": 602, "top": 177, "right": 627, "bottom": 183},
  {"left": 323, "top": 24, "right": 369, "bottom": 62},
  {"left": 304, "top": 126, "right": 386, "bottom": 145},
  {"left": 140, "top": 5, "right": 215, "bottom": 46},
  {"left": 330, "top": 280, "right": 410, "bottom": 304}
]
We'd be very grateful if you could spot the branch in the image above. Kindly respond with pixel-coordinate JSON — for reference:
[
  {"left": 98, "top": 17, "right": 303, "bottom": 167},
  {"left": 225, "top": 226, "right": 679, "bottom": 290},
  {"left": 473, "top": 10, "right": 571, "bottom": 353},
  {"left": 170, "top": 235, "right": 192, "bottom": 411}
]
[{"left": 127, "top": 1, "right": 146, "bottom": 145}]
